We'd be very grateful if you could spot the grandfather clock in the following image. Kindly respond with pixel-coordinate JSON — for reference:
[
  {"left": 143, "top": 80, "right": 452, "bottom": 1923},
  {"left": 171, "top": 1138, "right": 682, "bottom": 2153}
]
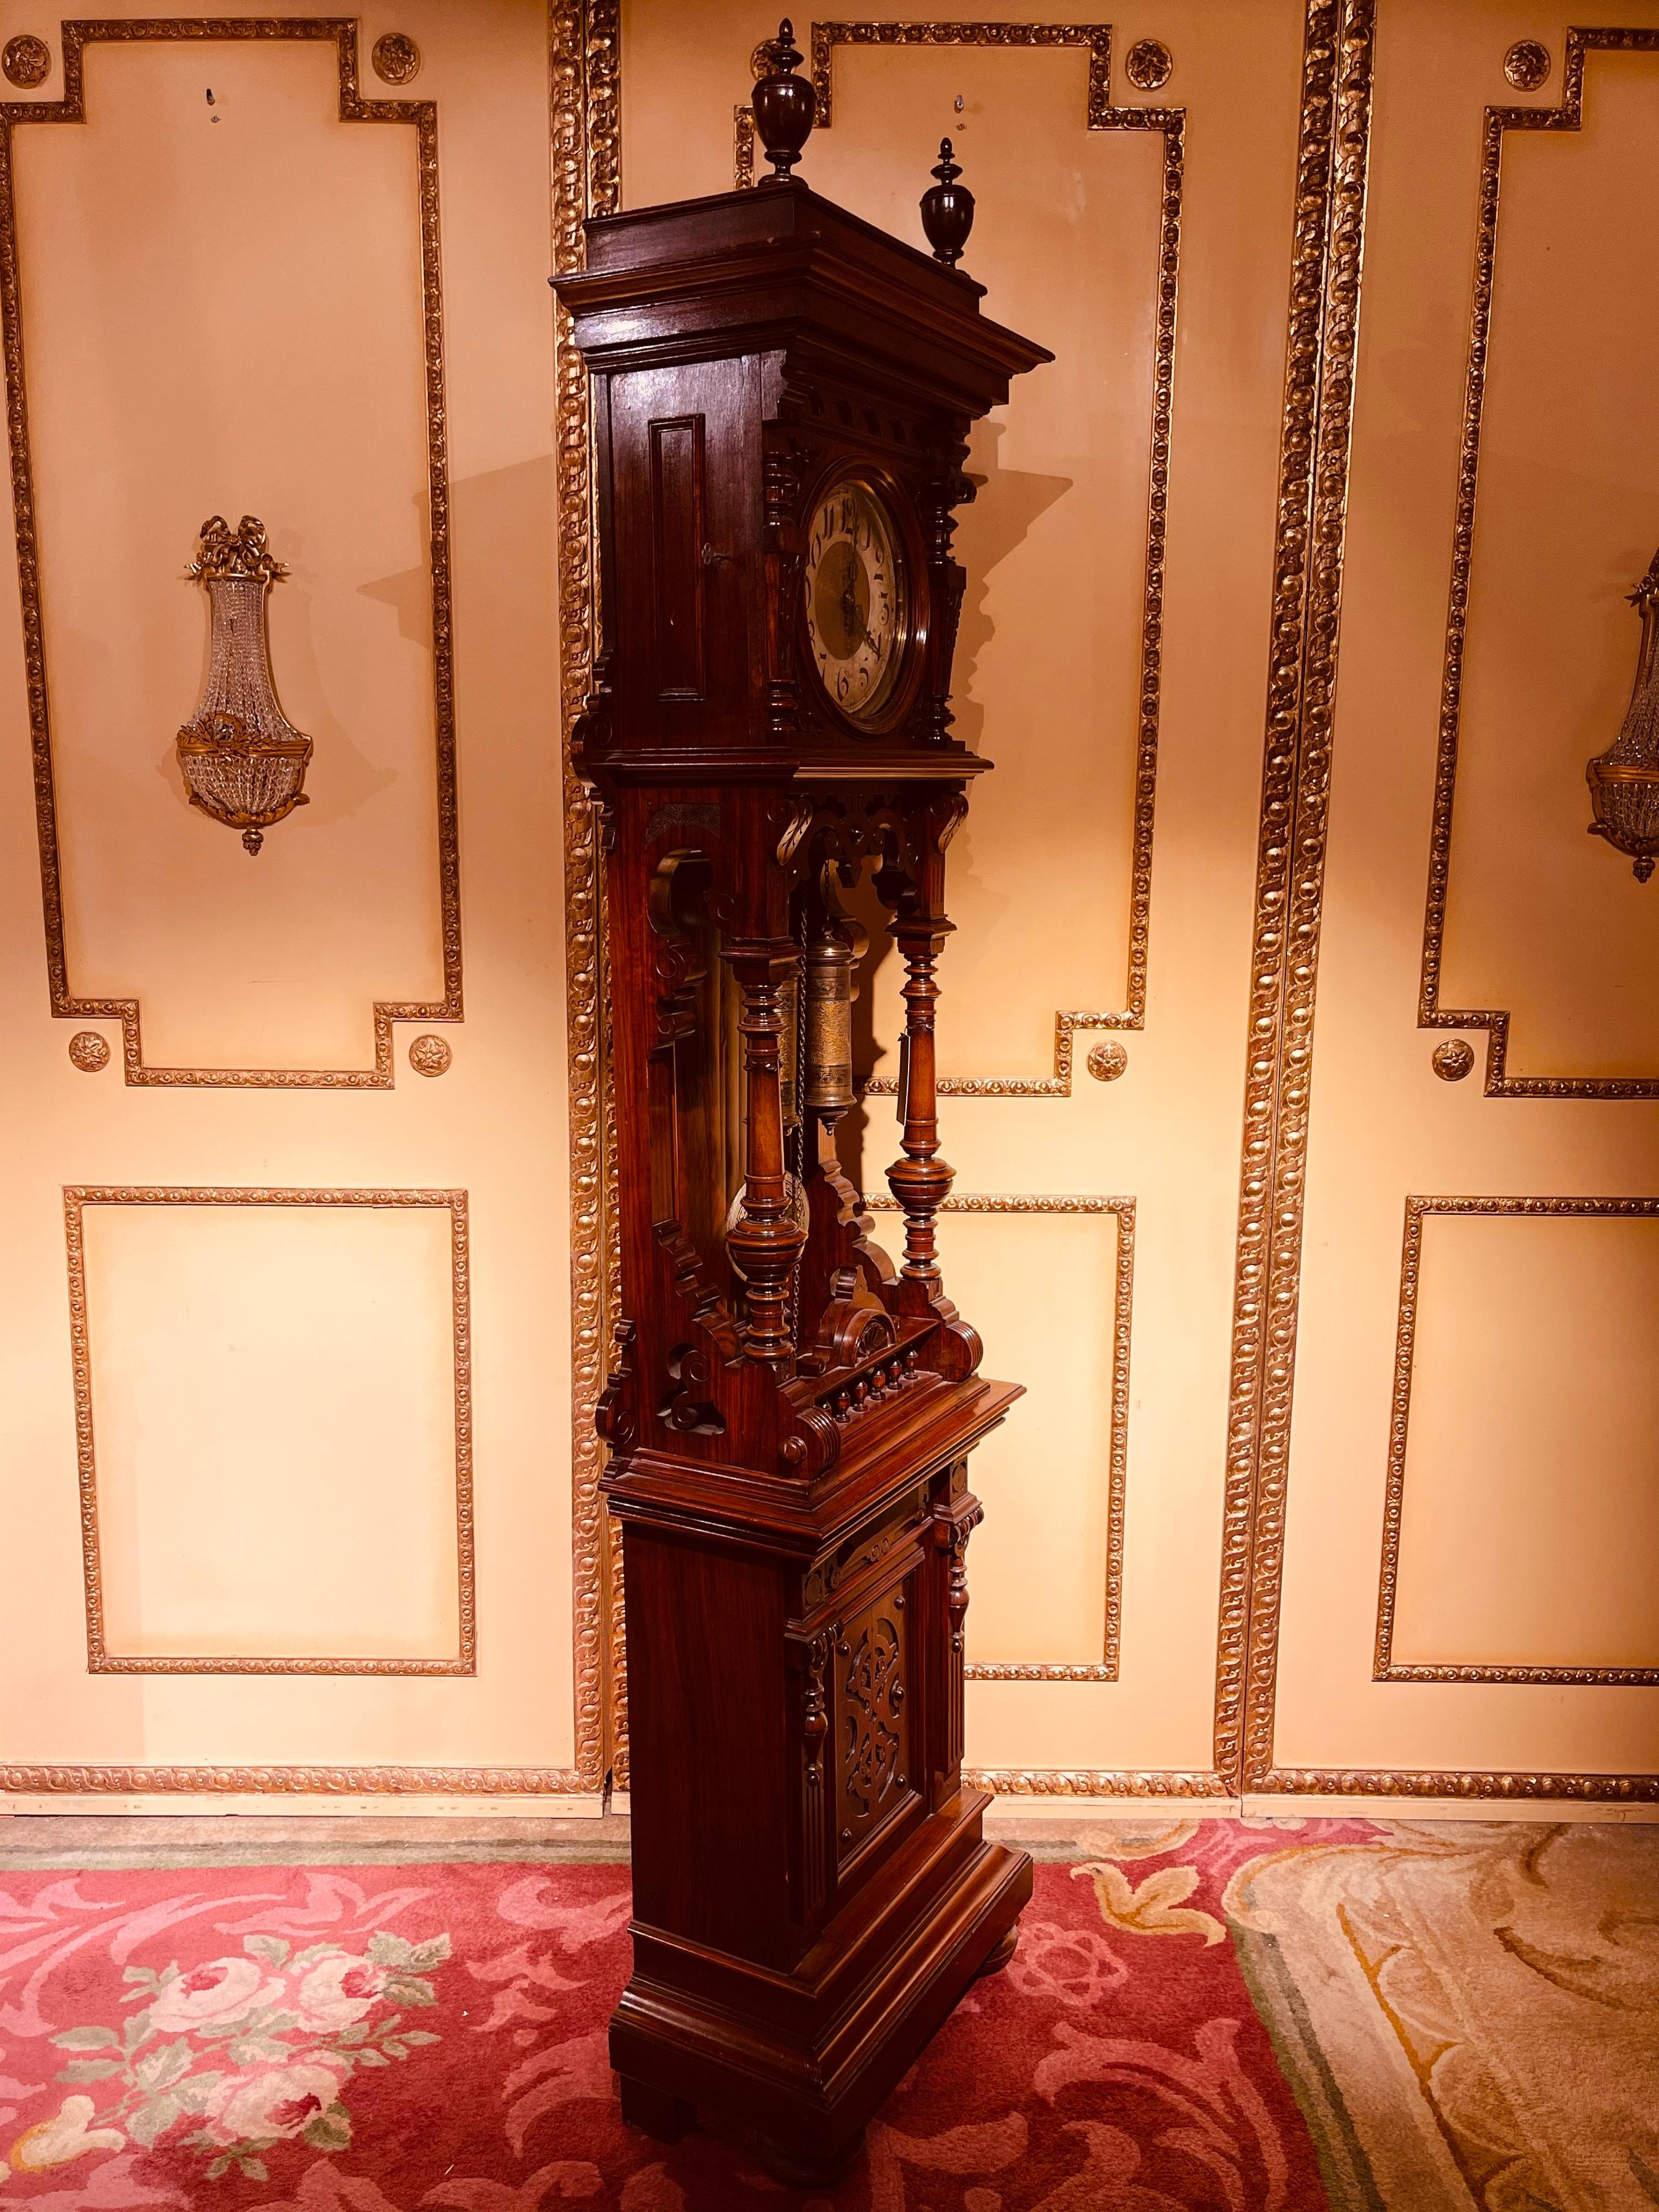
[{"left": 553, "top": 27, "right": 1051, "bottom": 2183}]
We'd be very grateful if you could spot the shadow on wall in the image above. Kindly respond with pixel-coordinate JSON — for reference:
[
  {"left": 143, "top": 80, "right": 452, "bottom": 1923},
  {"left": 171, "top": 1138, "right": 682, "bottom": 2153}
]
[{"left": 950, "top": 415, "right": 1072, "bottom": 756}]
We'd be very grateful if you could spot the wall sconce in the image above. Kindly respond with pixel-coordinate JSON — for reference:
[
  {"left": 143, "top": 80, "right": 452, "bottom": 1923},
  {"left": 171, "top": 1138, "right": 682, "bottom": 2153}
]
[
  {"left": 1587, "top": 547, "right": 1659, "bottom": 884},
  {"left": 176, "top": 514, "right": 312, "bottom": 855}
]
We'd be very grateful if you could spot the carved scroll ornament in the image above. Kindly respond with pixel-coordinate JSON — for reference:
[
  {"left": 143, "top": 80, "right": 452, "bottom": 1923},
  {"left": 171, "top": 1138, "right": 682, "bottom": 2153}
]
[{"left": 175, "top": 515, "right": 312, "bottom": 856}]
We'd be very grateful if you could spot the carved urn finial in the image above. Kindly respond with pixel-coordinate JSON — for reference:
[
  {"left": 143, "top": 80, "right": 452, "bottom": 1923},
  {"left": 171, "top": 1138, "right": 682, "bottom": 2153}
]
[
  {"left": 920, "top": 138, "right": 974, "bottom": 268},
  {"left": 1587, "top": 547, "right": 1659, "bottom": 883},
  {"left": 750, "top": 18, "right": 815, "bottom": 184},
  {"left": 176, "top": 515, "right": 313, "bottom": 856}
]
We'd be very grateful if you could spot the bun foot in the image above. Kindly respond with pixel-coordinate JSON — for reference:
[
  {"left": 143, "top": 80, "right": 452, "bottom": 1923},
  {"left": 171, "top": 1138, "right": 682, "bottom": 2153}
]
[
  {"left": 974, "top": 1921, "right": 1020, "bottom": 1978},
  {"left": 751, "top": 2125, "right": 865, "bottom": 2188},
  {"left": 618, "top": 2075, "right": 695, "bottom": 2143}
]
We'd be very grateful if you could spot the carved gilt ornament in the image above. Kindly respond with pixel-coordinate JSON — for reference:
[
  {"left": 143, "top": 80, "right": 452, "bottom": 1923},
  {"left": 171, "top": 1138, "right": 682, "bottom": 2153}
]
[
  {"left": 2, "top": 33, "right": 50, "bottom": 86},
  {"left": 67, "top": 1030, "right": 111, "bottom": 1072},
  {"left": 1503, "top": 39, "right": 1551, "bottom": 90},
  {"left": 372, "top": 31, "right": 420, "bottom": 85}
]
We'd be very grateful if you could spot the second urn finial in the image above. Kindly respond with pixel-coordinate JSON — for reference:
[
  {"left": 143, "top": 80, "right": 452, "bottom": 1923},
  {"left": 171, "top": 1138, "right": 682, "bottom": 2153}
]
[
  {"left": 751, "top": 18, "right": 816, "bottom": 184},
  {"left": 920, "top": 138, "right": 974, "bottom": 268}
]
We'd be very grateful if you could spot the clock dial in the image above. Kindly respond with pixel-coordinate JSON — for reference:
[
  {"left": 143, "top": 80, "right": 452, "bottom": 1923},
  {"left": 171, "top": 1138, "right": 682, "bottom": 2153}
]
[{"left": 803, "top": 478, "right": 907, "bottom": 722}]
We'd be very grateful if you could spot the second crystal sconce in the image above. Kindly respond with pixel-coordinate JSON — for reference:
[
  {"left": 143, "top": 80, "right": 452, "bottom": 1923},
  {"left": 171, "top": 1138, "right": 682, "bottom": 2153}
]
[
  {"left": 176, "top": 514, "right": 312, "bottom": 855},
  {"left": 1587, "top": 547, "right": 1659, "bottom": 884}
]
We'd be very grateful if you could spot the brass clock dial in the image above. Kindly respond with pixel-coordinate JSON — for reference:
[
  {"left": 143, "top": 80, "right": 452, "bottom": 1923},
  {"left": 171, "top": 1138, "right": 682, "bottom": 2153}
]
[{"left": 803, "top": 477, "right": 908, "bottom": 722}]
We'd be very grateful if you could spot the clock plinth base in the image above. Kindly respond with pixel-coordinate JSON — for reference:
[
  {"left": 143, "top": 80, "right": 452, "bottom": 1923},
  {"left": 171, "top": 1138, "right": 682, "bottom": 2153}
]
[{"left": 611, "top": 1818, "right": 1030, "bottom": 2179}]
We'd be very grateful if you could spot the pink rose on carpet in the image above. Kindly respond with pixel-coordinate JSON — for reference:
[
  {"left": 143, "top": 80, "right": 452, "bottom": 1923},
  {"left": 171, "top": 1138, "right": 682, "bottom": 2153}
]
[
  {"left": 289, "top": 1951, "right": 388, "bottom": 2033},
  {"left": 148, "top": 1955, "right": 281, "bottom": 2033},
  {"left": 206, "top": 2056, "right": 348, "bottom": 2145}
]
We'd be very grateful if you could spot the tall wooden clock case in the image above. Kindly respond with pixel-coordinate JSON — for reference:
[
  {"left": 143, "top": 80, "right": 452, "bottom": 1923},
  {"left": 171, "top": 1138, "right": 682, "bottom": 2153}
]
[{"left": 553, "top": 30, "right": 1051, "bottom": 2181}]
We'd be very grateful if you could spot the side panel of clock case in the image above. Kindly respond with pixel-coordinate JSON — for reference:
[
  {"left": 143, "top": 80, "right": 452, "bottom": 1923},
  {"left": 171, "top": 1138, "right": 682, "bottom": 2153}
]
[
  {"left": 619, "top": 2, "right": 1306, "bottom": 1793},
  {"left": 609, "top": 362, "right": 760, "bottom": 745}
]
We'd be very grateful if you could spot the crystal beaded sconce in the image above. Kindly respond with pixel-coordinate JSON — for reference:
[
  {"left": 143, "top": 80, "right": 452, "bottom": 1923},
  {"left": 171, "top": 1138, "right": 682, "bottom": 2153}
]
[
  {"left": 176, "top": 514, "right": 313, "bottom": 855},
  {"left": 1587, "top": 547, "right": 1659, "bottom": 884}
]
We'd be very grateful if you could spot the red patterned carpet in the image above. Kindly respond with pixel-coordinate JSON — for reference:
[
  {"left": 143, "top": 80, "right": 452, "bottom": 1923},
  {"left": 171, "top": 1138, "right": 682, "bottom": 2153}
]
[{"left": 1, "top": 1813, "right": 1653, "bottom": 2209}]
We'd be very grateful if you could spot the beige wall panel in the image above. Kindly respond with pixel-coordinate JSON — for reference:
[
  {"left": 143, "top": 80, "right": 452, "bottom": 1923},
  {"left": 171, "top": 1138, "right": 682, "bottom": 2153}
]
[
  {"left": 926, "top": 1209, "right": 1123, "bottom": 1668},
  {"left": 1443, "top": 47, "right": 1659, "bottom": 1078},
  {"left": 625, "top": 0, "right": 1305, "bottom": 1784},
  {"left": 1272, "top": 0, "right": 1659, "bottom": 1785},
  {"left": 17, "top": 37, "right": 441, "bottom": 1069},
  {"left": 85, "top": 1200, "right": 462, "bottom": 1664},
  {"left": 0, "top": 1, "right": 583, "bottom": 1787},
  {"left": 1390, "top": 1214, "right": 1659, "bottom": 1672}
]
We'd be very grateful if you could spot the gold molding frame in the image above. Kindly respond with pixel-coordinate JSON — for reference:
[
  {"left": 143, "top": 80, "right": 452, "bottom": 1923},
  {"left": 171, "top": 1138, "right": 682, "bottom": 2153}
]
[
  {"left": 65, "top": 1185, "right": 476, "bottom": 1678},
  {"left": 0, "top": 1764, "right": 588, "bottom": 1794},
  {"left": 867, "top": 1192, "right": 1133, "bottom": 1681},
  {"left": 551, "top": 0, "right": 619, "bottom": 1796},
  {"left": 1373, "top": 1194, "right": 1659, "bottom": 1688},
  {"left": 1269, "top": 1766, "right": 1659, "bottom": 1802},
  {"left": 1214, "top": 0, "right": 1375, "bottom": 1796},
  {"left": 969, "top": 1767, "right": 1229, "bottom": 1797},
  {"left": 756, "top": 20, "right": 1180, "bottom": 1099},
  {"left": 0, "top": 18, "right": 462, "bottom": 1088},
  {"left": 1419, "top": 28, "right": 1659, "bottom": 1099}
]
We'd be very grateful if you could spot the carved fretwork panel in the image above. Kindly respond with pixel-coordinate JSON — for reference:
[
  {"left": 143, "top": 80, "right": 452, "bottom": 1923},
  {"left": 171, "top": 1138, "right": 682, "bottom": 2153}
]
[{"left": 833, "top": 1574, "right": 917, "bottom": 1871}]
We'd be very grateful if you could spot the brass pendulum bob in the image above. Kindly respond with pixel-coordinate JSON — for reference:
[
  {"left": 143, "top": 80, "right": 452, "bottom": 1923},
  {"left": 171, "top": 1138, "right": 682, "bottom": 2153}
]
[
  {"left": 920, "top": 137, "right": 975, "bottom": 268},
  {"left": 751, "top": 18, "right": 816, "bottom": 184}
]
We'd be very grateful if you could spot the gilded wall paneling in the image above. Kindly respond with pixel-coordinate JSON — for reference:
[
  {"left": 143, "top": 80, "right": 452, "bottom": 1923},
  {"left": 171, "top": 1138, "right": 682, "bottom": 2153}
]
[
  {"left": 7, "top": 2, "right": 599, "bottom": 1802},
  {"left": 1219, "top": 4, "right": 1659, "bottom": 1805},
  {"left": 1214, "top": 0, "right": 1375, "bottom": 1796},
  {"left": 65, "top": 1186, "right": 476, "bottom": 1679},
  {"left": 1373, "top": 1194, "right": 1659, "bottom": 1689},
  {"left": 740, "top": 20, "right": 1181, "bottom": 1099},
  {"left": 867, "top": 1193, "right": 1135, "bottom": 1682},
  {"left": 0, "top": 18, "right": 461, "bottom": 1087},
  {"left": 551, "top": 0, "right": 620, "bottom": 1793},
  {"left": 1420, "top": 28, "right": 1659, "bottom": 1099}
]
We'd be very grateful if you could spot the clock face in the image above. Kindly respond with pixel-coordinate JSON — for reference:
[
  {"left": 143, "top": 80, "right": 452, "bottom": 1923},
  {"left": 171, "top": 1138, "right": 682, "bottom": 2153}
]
[{"left": 803, "top": 478, "right": 908, "bottom": 723}]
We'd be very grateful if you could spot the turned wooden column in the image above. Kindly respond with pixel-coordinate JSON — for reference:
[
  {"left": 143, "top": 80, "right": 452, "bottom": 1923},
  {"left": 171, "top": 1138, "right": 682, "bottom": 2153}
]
[
  {"left": 886, "top": 910, "right": 956, "bottom": 1284},
  {"left": 725, "top": 942, "right": 807, "bottom": 1363}
]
